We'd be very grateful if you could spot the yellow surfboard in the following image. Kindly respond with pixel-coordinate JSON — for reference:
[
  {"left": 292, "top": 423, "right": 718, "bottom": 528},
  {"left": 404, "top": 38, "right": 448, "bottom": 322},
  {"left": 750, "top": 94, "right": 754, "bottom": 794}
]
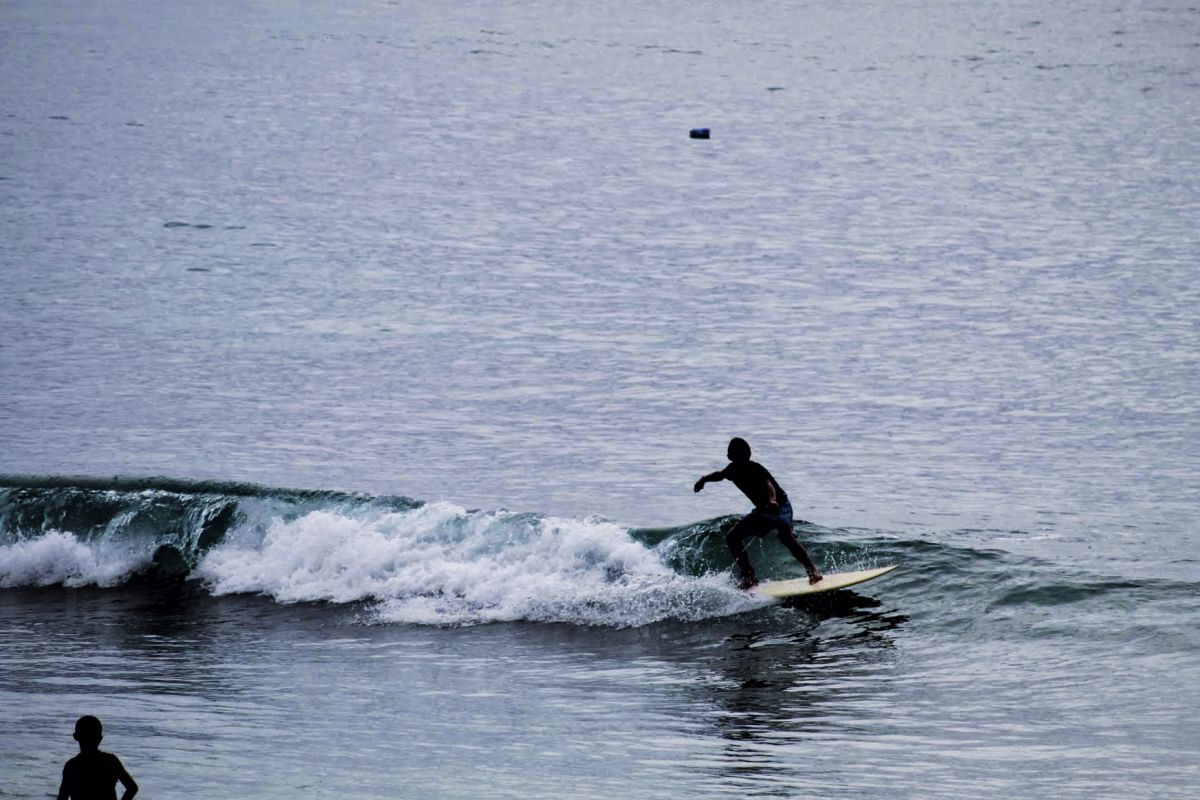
[{"left": 752, "top": 564, "right": 898, "bottom": 599}]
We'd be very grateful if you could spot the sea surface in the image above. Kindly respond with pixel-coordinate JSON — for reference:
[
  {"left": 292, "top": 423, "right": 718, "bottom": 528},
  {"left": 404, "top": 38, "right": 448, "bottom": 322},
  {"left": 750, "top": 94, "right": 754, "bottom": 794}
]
[{"left": 2, "top": 0, "right": 1199, "bottom": 797}]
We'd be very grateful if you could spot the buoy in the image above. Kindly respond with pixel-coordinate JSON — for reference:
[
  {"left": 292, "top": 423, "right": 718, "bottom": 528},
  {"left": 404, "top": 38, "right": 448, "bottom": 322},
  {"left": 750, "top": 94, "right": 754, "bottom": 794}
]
[{"left": 689, "top": 128, "right": 710, "bottom": 139}]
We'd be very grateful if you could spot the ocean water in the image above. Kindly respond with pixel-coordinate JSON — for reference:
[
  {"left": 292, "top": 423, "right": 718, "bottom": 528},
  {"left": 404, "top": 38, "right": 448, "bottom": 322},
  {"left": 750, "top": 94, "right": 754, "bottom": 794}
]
[{"left": 2, "top": 0, "right": 1198, "bottom": 797}]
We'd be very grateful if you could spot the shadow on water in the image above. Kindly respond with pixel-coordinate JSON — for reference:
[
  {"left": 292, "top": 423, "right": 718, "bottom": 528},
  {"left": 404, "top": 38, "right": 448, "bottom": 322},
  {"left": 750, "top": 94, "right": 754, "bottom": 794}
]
[
  {"left": 697, "top": 591, "right": 908, "bottom": 791},
  {"left": 780, "top": 588, "right": 910, "bottom": 630},
  {"left": 0, "top": 582, "right": 353, "bottom": 709}
]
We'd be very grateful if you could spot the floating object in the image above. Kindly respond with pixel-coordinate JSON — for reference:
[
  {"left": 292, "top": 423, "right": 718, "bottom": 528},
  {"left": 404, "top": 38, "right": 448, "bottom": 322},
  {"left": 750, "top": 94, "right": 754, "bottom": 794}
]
[
  {"left": 752, "top": 564, "right": 899, "bottom": 599},
  {"left": 689, "top": 128, "right": 710, "bottom": 139}
]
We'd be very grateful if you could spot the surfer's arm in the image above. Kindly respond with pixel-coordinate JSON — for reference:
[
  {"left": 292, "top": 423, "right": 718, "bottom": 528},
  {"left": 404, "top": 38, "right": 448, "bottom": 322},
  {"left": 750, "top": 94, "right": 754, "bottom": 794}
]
[
  {"left": 764, "top": 481, "right": 778, "bottom": 511},
  {"left": 693, "top": 471, "right": 725, "bottom": 493}
]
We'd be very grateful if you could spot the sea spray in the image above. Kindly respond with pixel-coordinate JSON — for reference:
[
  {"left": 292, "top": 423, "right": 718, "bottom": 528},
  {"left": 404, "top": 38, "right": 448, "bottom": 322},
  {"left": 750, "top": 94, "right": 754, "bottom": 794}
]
[
  {"left": 196, "top": 502, "right": 757, "bottom": 626},
  {"left": 0, "top": 529, "right": 148, "bottom": 588}
]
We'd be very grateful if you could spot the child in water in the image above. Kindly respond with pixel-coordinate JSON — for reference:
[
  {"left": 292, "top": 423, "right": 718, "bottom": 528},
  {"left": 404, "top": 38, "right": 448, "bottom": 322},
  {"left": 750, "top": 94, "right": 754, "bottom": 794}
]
[{"left": 58, "top": 716, "right": 138, "bottom": 800}]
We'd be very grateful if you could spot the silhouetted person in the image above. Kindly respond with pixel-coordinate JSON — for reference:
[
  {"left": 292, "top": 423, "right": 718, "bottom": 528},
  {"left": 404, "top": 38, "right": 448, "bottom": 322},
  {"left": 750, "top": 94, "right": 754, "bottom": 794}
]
[
  {"left": 694, "top": 437, "right": 823, "bottom": 590},
  {"left": 57, "top": 716, "right": 138, "bottom": 800}
]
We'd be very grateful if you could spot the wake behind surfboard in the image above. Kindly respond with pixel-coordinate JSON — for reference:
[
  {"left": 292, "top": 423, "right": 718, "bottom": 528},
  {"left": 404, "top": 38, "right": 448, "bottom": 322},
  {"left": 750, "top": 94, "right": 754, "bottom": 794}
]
[{"left": 752, "top": 564, "right": 898, "bottom": 599}]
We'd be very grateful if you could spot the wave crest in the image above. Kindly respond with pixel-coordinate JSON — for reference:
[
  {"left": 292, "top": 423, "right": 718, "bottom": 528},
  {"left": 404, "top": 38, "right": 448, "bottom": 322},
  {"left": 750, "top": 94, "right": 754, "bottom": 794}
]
[{"left": 195, "top": 502, "right": 754, "bottom": 626}]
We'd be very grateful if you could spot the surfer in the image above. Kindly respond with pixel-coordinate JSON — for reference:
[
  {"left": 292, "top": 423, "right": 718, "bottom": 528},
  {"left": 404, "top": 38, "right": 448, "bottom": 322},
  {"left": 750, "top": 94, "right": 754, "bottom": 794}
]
[
  {"left": 694, "top": 437, "right": 823, "bottom": 590},
  {"left": 57, "top": 716, "right": 138, "bottom": 800}
]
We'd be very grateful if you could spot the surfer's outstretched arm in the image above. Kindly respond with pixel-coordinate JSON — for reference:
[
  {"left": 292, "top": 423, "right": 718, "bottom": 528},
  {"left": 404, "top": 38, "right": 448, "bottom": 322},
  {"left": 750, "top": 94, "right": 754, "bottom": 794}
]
[{"left": 693, "top": 471, "right": 724, "bottom": 492}]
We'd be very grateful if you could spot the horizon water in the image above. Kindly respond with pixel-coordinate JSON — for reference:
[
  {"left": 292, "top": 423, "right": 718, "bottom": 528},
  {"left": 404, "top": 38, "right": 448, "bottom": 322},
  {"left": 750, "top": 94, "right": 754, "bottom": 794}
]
[{"left": 2, "top": 0, "right": 1199, "bottom": 797}]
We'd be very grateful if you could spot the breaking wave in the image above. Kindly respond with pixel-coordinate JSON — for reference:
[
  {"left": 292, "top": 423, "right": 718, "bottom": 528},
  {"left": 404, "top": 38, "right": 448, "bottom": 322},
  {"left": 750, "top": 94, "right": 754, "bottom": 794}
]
[
  {"left": 0, "top": 475, "right": 760, "bottom": 626},
  {"left": 8, "top": 475, "right": 1186, "bottom": 629}
]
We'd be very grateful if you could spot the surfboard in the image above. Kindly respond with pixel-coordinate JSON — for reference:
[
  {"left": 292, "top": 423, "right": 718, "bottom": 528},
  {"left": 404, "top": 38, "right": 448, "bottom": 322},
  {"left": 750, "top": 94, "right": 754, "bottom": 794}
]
[{"left": 752, "top": 564, "right": 898, "bottom": 599}]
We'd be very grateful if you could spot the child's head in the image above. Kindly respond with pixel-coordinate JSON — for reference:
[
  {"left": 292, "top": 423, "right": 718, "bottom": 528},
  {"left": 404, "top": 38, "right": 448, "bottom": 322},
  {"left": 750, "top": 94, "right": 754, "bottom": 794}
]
[
  {"left": 73, "top": 715, "right": 103, "bottom": 750},
  {"left": 727, "top": 437, "right": 752, "bottom": 463}
]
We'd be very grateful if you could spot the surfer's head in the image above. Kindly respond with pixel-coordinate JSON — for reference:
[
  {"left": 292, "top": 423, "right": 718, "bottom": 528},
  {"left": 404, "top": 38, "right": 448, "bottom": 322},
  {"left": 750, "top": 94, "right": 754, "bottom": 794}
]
[
  {"left": 73, "top": 715, "right": 103, "bottom": 749},
  {"left": 727, "top": 437, "right": 751, "bottom": 463}
]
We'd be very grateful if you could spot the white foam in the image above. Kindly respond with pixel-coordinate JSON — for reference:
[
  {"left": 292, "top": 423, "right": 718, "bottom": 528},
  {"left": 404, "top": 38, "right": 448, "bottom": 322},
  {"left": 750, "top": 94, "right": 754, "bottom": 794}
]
[
  {"left": 0, "top": 530, "right": 149, "bottom": 588},
  {"left": 196, "top": 502, "right": 758, "bottom": 626}
]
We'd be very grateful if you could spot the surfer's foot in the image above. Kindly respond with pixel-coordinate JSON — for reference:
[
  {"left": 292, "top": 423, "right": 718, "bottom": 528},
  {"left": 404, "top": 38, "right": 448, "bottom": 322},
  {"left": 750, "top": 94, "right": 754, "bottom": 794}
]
[
  {"left": 738, "top": 576, "right": 759, "bottom": 591},
  {"left": 807, "top": 570, "right": 823, "bottom": 585}
]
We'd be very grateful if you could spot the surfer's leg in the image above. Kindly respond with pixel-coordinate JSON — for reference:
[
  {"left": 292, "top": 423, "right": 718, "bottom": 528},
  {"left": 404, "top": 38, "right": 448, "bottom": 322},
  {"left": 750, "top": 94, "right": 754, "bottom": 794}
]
[
  {"left": 725, "top": 515, "right": 766, "bottom": 589},
  {"left": 772, "top": 525, "right": 820, "bottom": 582}
]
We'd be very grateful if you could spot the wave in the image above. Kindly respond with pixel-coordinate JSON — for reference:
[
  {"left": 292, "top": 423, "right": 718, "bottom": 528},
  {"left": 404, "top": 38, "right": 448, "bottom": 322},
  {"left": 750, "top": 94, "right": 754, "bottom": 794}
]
[
  {"left": 3, "top": 475, "right": 1192, "bottom": 628},
  {"left": 0, "top": 475, "right": 761, "bottom": 625},
  {"left": 199, "top": 503, "right": 757, "bottom": 627},
  {"left": 0, "top": 473, "right": 415, "bottom": 572}
]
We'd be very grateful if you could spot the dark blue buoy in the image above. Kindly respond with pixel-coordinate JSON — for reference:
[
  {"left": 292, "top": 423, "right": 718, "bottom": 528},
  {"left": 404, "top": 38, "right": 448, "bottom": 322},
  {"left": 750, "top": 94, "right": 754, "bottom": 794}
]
[{"left": 689, "top": 128, "right": 710, "bottom": 139}]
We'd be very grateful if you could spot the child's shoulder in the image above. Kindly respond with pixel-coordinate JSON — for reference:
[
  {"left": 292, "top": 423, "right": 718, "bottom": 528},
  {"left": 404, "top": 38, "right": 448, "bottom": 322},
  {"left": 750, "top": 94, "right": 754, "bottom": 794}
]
[{"left": 64, "top": 749, "right": 122, "bottom": 770}]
